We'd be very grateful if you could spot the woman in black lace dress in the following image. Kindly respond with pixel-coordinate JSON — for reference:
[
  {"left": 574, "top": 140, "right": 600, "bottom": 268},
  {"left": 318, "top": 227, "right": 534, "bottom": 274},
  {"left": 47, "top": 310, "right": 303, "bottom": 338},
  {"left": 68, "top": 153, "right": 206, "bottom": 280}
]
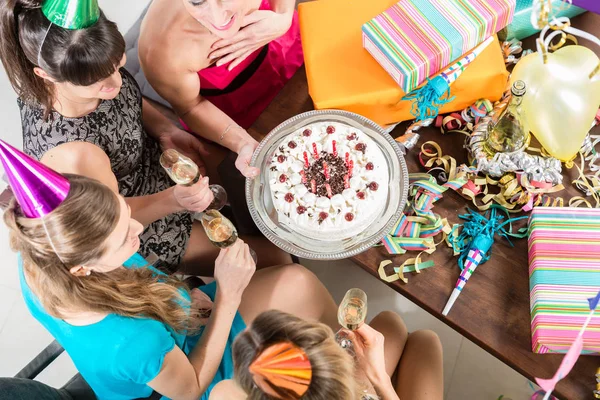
[{"left": 0, "top": 0, "right": 290, "bottom": 273}]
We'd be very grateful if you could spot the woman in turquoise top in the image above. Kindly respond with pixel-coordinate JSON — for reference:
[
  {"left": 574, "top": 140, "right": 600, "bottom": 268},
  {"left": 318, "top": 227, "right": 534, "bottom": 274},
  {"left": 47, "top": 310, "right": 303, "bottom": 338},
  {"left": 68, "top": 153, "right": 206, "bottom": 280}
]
[{"left": 5, "top": 174, "right": 338, "bottom": 400}]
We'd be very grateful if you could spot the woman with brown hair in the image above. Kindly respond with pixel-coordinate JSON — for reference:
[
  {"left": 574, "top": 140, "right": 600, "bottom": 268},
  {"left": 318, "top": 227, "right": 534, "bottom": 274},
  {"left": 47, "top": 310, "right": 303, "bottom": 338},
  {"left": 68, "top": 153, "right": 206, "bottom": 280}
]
[
  {"left": 0, "top": 0, "right": 291, "bottom": 275},
  {"left": 1, "top": 142, "right": 338, "bottom": 400},
  {"left": 211, "top": 310, "right": 444, "bottom": 400}
]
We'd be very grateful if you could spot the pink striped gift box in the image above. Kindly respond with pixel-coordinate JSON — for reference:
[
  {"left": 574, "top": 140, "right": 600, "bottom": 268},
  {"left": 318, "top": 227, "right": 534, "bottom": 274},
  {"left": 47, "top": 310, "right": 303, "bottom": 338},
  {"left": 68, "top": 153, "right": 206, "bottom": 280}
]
[
  {"left": 528, "top": 207, "right": 600, "bottom": 354},
  {"left": 362, "top": 0, "right": 515, "bottom": 93}
]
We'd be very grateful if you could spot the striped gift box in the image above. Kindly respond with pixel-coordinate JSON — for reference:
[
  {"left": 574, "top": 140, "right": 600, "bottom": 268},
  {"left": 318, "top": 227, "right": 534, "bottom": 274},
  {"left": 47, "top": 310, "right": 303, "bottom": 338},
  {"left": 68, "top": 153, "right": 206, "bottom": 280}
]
[
  {"left": 528, "top": 207, "right": 600, "bottom": 354},
  {"left": 362, "top": 0, "right": 515, "bottom": 93}
]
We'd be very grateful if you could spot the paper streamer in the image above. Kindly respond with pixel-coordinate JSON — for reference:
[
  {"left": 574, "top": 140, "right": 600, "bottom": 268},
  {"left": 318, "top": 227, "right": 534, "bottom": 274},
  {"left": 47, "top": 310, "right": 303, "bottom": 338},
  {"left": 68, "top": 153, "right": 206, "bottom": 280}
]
[{"left": 378, "top": 173, "right": 452, "bottom": 283}]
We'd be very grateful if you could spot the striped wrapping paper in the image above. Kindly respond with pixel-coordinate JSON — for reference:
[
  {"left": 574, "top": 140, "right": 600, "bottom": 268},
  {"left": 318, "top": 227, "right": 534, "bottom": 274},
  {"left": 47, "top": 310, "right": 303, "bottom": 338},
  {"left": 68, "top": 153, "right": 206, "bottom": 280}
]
[
  {"left": 528, "top": 207, "right": 600, "bottom": 354},
  {"left": 362, "top": 0, "right": 515, "bottom": 93}
]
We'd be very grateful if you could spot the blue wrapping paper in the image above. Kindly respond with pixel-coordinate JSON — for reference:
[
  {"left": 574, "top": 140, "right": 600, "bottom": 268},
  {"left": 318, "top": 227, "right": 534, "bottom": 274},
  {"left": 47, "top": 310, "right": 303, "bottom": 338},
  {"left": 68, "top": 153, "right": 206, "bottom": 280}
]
[{"left": 507, "top": 0, "right": 585, "bottom": 40}]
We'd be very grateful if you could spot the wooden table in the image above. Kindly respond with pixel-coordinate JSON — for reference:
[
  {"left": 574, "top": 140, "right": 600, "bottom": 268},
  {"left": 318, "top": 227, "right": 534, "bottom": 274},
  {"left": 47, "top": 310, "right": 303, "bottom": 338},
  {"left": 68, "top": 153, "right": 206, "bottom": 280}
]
[{"left": 250, "top": 12, "right": 600, "bottom": 400}]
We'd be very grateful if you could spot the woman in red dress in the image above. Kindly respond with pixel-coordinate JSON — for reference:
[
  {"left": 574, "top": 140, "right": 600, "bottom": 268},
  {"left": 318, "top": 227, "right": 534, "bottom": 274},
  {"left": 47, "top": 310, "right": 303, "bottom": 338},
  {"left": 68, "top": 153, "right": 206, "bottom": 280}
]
[{"left": 136, "top": 0, "right": 303, "bottom": 178}]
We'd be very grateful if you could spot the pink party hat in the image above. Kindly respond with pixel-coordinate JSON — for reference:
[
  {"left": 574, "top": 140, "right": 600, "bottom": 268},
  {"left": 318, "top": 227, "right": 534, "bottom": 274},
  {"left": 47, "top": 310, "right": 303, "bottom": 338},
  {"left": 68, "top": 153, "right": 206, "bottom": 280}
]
[{"left": 0, "top": 140, "right": 70, "bottom": 218}]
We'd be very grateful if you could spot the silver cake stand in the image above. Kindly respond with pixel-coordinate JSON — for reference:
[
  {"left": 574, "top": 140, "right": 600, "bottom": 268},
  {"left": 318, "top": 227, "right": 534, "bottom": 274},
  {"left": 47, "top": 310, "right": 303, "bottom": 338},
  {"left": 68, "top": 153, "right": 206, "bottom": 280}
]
[{"left": 246, "top": 110, "right": 409, "bottom": 260}]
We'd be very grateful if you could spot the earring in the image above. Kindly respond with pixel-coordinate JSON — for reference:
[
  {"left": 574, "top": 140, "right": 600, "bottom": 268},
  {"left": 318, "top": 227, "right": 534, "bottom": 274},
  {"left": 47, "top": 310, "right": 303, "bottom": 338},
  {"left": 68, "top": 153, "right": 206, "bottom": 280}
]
[{"left": 85, "top": 270, "right": 91, "bottom": 276}]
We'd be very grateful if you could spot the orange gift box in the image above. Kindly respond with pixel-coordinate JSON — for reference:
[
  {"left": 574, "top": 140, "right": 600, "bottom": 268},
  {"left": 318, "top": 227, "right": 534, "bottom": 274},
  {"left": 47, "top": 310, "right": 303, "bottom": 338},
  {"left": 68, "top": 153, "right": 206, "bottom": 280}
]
[{"left": 298, "top": 0, "right": 509, "bottom": 127}]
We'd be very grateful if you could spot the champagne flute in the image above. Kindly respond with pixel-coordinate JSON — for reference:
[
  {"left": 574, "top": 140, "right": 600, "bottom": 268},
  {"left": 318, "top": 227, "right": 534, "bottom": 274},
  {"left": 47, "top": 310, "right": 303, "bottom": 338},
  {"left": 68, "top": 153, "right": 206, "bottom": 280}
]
[
  {"left": 335, "top": 288, "right": 368, "bottom": 353},
  {"left": 160, "top": 149, "right": 227, "bottom": 211},
  {"left": 160, "top": 149, "right": 257, "bottom": 264},
  {"left": 335, "top": 289, "right": 378, "bottom": 399}
]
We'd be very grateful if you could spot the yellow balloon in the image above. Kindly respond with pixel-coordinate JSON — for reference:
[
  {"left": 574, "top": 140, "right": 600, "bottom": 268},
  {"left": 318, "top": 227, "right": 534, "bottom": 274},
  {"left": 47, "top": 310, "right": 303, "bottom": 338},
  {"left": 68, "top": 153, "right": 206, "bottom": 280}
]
[{"left": 510, "top": 46, "right": 600, "bottom": 161}]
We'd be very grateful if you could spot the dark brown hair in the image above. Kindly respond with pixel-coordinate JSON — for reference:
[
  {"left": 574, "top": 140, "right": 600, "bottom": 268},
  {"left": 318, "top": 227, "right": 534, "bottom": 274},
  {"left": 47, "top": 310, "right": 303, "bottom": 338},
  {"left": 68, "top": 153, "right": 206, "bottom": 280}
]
[
  {"left": 232, "top": 310, "right": 357, "bottom": 400},
  {"left": 0, "top": 0, "right": 125, "bottom": 115},
  {"left": 4, "top": 174, "right": 201, "bottom": 334}
]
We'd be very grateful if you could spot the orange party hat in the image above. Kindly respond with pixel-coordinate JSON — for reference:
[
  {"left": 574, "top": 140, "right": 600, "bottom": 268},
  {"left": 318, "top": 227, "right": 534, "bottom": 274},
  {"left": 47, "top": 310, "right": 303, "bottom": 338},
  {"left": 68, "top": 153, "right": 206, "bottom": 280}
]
[{"left": 249, "top": 342, "right": 312, "bottom": 399}]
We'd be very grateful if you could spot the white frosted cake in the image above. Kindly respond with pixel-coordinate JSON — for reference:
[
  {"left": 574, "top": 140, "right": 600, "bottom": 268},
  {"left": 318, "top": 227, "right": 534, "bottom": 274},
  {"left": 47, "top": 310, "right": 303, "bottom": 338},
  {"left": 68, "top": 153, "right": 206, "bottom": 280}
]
[{"left": 268, "top": 122, "right": 389, "bottom": 240}]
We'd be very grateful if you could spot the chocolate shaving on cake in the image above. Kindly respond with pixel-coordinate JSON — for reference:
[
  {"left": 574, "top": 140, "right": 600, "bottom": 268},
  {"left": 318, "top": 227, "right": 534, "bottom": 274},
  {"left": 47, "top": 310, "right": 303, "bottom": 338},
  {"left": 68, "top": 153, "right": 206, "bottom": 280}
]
[{"left": 304, "top": 152, "right": 348, "bottom": 197}]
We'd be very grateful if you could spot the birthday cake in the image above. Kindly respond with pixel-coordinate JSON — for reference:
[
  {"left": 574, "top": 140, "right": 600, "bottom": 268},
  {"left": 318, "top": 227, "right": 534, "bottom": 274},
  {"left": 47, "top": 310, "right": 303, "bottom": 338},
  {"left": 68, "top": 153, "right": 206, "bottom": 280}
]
[{"left": 268, "top": 122, "right": 389, "bottom": 240}]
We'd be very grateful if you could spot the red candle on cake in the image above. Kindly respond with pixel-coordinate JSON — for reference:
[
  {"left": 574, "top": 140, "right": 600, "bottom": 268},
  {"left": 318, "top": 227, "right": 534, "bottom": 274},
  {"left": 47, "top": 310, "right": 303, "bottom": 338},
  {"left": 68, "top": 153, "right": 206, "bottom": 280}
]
[
  {"left": 312, "top": 143, "right": 319, "bottom": 159},
  {"left": 332, "top": 140, "right": 337, "bottom": 157},
  {"left": 323, "top": 161, "right": 330, "bottom": 181},
  {"left": 303, "top": 151, "right": 310, "bottom": 168}
]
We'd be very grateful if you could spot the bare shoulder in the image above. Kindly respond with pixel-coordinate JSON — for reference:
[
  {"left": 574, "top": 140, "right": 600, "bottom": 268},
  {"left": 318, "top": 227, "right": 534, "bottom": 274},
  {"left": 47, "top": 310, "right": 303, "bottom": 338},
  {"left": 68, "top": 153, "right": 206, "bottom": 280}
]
[
  {"left": 139, "top": 0, "right": 213, "bottom": 83},
  {"left": 41, "top": 142, "right": 118, "bottom": 191},
  {"left": 41, "top": 141, "right": 109, "bottom": 170},
  {"left": 209, "top": 379, "right": 247, "bottom": 400}
]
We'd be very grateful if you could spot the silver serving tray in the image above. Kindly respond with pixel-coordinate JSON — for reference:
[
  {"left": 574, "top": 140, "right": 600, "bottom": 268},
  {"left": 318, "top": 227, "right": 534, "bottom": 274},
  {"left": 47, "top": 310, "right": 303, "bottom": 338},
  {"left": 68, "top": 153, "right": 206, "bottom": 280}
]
[{"left": 246, "top": 110, "right": 409, "bottom": 260}]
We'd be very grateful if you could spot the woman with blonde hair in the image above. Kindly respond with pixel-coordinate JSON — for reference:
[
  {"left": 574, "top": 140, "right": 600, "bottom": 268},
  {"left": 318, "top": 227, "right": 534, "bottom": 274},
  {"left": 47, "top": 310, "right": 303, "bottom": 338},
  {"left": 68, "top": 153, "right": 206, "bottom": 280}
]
[
  {"left": 211, "top": 310, "right": 444, "bottom": 400},
  {"left": 1, "top": 140, "right": 337, "bottom": 400}
]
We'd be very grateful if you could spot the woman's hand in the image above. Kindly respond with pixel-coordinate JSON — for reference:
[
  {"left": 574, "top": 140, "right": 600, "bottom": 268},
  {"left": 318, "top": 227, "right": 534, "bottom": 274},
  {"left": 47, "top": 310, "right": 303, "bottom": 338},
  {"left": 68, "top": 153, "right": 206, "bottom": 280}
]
[
  {"left": 173, "top": 176, "right": 214, "bottom": 212},
  {"left": 160, "top": 128, "right": 209, "bottom": 176},
  {"left": 214, "top": 240, "right": 256, "bottom": 305},
  {"left": 209, "top": 10, "right": 293, "bottom": 70},
  {"left": 235, "top": 140, "right": 260, "bottom": 178},
  {"left": 353, "top": 324, "right": 390, "bottom": 386}
]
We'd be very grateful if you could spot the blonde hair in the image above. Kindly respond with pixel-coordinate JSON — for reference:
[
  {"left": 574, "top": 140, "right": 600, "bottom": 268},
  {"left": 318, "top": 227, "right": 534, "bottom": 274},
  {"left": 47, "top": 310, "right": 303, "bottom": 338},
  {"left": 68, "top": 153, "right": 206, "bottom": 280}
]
[
  {"left": 232, "top": 310, "right": 357, "bottom": 400},
  {"left": 4, "top": 174, "right": 200, "bottom": 333}
]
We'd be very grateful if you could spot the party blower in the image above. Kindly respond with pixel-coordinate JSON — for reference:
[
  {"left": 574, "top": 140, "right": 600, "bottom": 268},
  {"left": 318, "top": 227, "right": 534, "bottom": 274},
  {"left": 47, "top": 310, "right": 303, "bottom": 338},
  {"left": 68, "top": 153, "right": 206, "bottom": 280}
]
[
  {"left": 442, "top": 207, "right": 528, "bottom": 316},
  {"left": 398, "top": 36, "right": 494, "bottom": 149}
]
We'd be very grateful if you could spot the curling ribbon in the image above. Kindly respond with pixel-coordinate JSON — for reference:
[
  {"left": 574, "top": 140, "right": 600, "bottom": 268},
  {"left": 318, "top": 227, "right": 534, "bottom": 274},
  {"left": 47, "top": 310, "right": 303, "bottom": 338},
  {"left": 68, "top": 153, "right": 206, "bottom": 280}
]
[
  {"left": 594, "top": 367, "right": 600, "bottom": 399},
  {"left": 378, "top": 173, "right": 452, "bottom": 284},
  {"left": 419, "top": 140, "right": 564, "bottom": 213}
]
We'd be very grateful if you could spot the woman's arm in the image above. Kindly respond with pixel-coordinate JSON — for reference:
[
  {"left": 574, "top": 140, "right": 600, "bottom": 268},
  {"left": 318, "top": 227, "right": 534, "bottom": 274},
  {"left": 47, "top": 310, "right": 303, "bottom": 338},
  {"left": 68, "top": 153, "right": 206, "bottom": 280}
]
[
  {"left": 141, "top": 54, "right": 258, "bottom": 177},
  {"left": 371, "top": 376, "right": 401, "bottom": 400},
  {"left": 146, "top": 294, "right": 240, "bottom": 400},
  {"left": 141, "top": 98, "right": 210, "bottom": 175},
  {"left": 141, "top": 97, "right": 179, "bottom": 142},
  {"left": 271, "top": 0, "right": 295, "bottom": 17},
  {"left": 145, "top": 60, "right": 256, "bottom": 153},
  {"left": 147, "top": 241, "right": 256, "bottom": 400},
  {"left": 124, "top": 188, "right": 182, "bottom": 227},
  {"left": 41, "top": 142, "right": 212, "bottom": 227},
  {"left": 353, "top": 325, "right": 401, "bottom": 400}
]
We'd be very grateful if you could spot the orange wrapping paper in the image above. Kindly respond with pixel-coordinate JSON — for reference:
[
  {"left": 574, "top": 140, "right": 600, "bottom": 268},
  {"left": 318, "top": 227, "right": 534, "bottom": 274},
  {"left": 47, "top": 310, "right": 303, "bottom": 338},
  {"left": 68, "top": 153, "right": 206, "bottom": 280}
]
[{"left": 298, "top": 0, "right": 509, "bottom": 126}]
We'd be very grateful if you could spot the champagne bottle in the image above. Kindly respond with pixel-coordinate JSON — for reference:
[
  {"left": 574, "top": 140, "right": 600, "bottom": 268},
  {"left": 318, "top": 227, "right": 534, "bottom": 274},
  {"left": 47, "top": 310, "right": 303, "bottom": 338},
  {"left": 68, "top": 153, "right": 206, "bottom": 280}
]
[{"left": 484, "top": 80, "right": 530, "bottom": 155}]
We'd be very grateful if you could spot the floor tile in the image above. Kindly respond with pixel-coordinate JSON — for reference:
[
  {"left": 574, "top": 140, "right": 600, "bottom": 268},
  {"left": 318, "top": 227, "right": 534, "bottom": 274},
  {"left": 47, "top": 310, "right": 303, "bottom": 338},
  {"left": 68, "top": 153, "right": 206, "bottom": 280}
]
[
  {"left": 0, "top": 285, "right": 18, "bottom": 335},
  {"left": 36, "top": 351, "right": 78, "bottom": 389},
  {"left": 0, "top": 294, "right": 55, "bottom": 377},
  {"left": 445, "top": 338, "right": 534, "bottom": 400}
]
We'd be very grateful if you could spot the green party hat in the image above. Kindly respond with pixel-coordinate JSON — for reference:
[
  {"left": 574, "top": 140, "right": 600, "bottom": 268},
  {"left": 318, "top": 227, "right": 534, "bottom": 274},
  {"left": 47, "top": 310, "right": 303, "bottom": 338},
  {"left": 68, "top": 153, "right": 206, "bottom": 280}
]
[{"left": 41, "top": 0, "right": 100, "bottom": 29}]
